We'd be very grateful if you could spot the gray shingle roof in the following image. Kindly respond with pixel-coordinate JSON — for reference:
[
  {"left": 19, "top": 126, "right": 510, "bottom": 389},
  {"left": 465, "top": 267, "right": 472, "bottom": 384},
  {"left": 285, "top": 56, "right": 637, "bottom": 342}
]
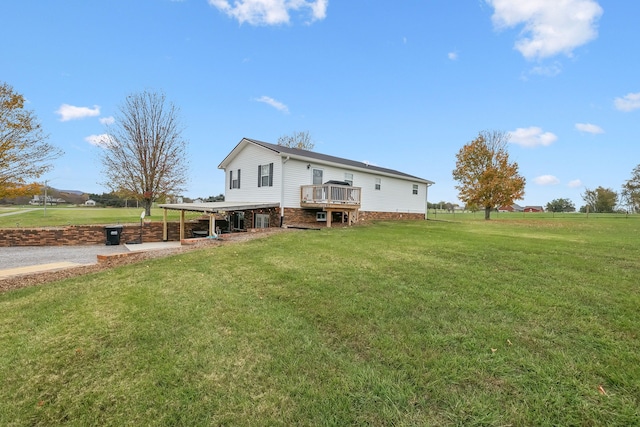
[{"left": 243, "top": 138, "right": 434, "bottom": 184}]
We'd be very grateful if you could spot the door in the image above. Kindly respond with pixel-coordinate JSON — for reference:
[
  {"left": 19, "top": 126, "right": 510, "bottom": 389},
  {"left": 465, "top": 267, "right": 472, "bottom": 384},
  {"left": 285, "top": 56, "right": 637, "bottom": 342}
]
[
  {"left": 312, "top": 168, "right": 323, "bottom": 185},
  {"left": 312, "top": 168, "right": 325, "bottom": 200},
  {"left": 232, "top": 212, "right": 244, "bottom": 230}
]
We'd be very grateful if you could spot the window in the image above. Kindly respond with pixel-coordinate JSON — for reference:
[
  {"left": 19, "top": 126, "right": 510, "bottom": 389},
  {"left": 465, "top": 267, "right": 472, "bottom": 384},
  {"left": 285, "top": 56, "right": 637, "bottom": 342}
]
[
  {"left": 412, "top": 184, "right": 418, "bottom": 195},
  {"left": 375, "top": 178, "right": 381, "bottom": 190},
  {"left": 230, "top": 169, "right": 241, "bottom": 189},
  {"left": 312, "top": 168, "right": 323, "bottom": 185},
  {"left": 255, "top": 214, "right": 269, "bottom": 228},
  {"left": 344, "top": 173, "right": 353, "bottom": 186},
  {"left": 233, "top": 212, "right": 244, "bottom": 230},
  {"left": 258, "top": 163, "right": 273, "bottom": 187}
]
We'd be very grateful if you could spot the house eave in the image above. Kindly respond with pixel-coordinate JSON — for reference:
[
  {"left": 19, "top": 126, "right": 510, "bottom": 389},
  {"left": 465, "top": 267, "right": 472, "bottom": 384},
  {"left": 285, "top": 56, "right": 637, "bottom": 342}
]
[{"left": 159, "top": 202, "right": 280, "bottom": 213}]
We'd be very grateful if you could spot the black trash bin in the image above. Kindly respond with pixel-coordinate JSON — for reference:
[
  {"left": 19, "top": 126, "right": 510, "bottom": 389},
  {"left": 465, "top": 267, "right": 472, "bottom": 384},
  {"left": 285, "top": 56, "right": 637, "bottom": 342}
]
[{"left": 105, "top": 225, "right": 124, "bottom": 245}]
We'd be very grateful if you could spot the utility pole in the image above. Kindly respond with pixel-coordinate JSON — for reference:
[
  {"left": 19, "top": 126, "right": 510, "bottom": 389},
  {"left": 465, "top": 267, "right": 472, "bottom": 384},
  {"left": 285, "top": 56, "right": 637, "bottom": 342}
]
[{"left": 43, "top": 180, "right": 48, "bottom": 217}]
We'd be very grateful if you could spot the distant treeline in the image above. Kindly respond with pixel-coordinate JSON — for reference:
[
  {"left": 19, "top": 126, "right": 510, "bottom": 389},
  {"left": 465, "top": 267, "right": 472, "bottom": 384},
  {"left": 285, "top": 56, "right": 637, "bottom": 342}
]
[{"left": 88, "top": 193, "right": 225, "bottom": 207}]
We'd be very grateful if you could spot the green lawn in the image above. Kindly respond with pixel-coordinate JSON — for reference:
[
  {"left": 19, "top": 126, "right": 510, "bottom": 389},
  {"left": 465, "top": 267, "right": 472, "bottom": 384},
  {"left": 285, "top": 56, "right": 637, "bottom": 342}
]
[
  {"left": 0, "top": 206, "right": 200, "bottom": 228},
  {"left": 1, "top": 218, "right": 639, "bottom": 426}
]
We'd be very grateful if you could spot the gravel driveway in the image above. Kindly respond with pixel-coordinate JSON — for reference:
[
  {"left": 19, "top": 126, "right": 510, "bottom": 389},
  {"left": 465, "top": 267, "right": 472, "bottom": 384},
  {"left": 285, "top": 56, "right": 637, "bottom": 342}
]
[{"left": 0, "top": 245, "right": 130, "bottom": 269}]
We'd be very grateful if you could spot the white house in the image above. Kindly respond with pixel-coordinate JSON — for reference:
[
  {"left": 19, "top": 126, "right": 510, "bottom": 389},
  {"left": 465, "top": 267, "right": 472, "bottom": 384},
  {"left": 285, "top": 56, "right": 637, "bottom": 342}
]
[{"left": 159, "top": 138, "right": 434, "bottom": 236}]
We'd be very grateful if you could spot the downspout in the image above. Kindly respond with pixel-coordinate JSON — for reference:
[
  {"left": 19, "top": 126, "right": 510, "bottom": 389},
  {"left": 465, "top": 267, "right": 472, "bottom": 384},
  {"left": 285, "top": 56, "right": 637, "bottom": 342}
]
[
  {"left": 280, "top": 156, "right": 290, "bottom": 227},
  {"left": 425, "top": 182, "right": 433, "bottom": 220}
]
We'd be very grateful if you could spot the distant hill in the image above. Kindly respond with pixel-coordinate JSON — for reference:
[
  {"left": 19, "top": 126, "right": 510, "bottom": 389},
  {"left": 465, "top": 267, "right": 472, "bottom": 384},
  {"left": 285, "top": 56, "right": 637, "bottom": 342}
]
[
  {"left": 0, "top": 187, "right": 88, "bottom": 205},
  {"left": 58, "top": 189, "right": 86, "bottom": 196}
]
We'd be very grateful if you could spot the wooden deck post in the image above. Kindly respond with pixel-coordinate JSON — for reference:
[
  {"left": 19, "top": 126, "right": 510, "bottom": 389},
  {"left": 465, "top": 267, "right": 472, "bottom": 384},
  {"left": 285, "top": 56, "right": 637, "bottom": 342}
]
[
  {"left": 162, "top": 208, "right": 168, "bottom": 241},
  {"left": 180, "top": 210, "right": 185, "bottom": 241}
]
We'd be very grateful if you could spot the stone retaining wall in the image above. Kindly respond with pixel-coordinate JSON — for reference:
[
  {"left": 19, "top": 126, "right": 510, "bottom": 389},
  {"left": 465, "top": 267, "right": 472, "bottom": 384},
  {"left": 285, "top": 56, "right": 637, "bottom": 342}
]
[{"left": 0, "top": 222, "right": 202, "bottom": 247}]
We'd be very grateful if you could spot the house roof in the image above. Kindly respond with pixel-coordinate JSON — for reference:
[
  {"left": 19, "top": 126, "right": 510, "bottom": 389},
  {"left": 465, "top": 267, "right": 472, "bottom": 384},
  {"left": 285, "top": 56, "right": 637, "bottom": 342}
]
[{"left": 218, "top": 138, "right": 435, "bottom": 185}]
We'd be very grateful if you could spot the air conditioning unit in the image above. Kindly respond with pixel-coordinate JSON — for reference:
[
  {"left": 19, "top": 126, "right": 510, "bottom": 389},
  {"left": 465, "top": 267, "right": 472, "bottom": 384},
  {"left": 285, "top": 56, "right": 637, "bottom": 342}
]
[{"left": 316, "top": 212, "right": 327, "bottom": 222}]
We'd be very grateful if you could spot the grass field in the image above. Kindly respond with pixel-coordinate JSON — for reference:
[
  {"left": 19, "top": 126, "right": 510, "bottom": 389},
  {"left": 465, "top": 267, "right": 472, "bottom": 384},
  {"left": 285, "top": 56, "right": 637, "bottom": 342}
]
[
  {"left": 0, "top": 206, "right": 200, "bottom": 228},
  {"left": 1, "top": 217, "right": 639, "bottom": 425}
]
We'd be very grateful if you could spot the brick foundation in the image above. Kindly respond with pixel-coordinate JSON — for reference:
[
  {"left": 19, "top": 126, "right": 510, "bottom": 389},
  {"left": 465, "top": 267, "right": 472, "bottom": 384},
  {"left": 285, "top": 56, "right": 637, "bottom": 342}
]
[
  {"left": 282, "top": 208, "right": 425, "bottom": 227},
  {"left": 357, "top": 211, "right": 425, "bottom": 221}
]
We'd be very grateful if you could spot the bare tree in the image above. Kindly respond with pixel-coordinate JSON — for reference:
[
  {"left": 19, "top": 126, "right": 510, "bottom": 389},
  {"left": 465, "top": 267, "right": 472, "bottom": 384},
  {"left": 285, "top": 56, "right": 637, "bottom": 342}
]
[
  {"left": 0, "top": 82, "right": 62, "bottom": 198},
  {"left": 99, "top": 90, "right": 189, "bottom": 215},
  {"left": 277, "top": 130, "right": 315, "bottom": 150}
]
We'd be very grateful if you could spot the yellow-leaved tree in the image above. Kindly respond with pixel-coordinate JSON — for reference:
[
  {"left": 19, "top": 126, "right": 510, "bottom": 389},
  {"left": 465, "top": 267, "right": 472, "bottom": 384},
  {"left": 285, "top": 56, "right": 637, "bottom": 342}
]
[
  {"left": 452, "top": 130, "right": 525, "bottom": 220},
  {"left": 0, "top": 82, "right": 63, "bottom": 199}
]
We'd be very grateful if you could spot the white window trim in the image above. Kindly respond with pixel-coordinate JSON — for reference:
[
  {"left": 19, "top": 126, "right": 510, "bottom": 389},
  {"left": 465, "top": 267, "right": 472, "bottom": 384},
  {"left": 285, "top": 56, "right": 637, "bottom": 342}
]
[{"left": 344, "top": 172, "right": 353, "bottom": 186}]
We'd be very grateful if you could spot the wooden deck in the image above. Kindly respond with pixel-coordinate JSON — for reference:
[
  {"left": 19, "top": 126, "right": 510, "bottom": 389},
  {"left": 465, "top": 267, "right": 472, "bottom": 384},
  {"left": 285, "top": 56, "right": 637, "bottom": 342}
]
[{"left": 300, "top": 184, "right": 361, "bottom": 227}]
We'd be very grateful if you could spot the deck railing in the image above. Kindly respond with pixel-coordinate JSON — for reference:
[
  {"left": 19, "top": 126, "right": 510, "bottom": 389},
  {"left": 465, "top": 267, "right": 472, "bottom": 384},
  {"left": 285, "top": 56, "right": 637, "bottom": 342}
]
[{"left": 300, "top": 185, "right": 361, "bottom": 206}]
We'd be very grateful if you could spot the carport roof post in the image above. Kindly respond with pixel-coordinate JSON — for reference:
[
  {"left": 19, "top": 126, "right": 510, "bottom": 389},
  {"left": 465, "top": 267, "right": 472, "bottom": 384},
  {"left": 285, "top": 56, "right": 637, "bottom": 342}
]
[{"left": 159, "top": 202, "right": 280, "bottom": 240}]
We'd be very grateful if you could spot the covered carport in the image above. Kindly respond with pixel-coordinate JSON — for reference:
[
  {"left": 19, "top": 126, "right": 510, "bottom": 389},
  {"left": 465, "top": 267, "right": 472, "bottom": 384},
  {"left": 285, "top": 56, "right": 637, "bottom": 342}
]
[{"left": 158, "top": 202, "right": 280, "bottom": 241}]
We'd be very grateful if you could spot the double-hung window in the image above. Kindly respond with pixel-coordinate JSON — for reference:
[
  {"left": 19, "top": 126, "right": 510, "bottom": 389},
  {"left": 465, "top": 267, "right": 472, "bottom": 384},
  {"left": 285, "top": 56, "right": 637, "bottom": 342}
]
[
  {"left": 375, "top": 178, "right": 381, "bottom": 190},
  {"left": 258, "top": 163, "right": 274, "bottom": 187},
  {"left": 412, "top": 184, "right": 418, "bottom": 195},
  {"left": 229, "top": 169, "right": 241, "bottom": 189}
]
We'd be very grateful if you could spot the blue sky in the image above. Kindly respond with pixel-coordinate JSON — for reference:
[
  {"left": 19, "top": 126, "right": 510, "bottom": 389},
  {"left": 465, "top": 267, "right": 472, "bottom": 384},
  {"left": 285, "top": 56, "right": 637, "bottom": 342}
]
[{"left": 1, "top": 0, "right": 638, "bottom": 209}]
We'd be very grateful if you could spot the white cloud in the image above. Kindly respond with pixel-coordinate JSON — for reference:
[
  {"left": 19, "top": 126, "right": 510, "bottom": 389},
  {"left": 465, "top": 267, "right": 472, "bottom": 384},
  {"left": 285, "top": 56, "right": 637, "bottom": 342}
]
[
  {"left": 84, "top": 134, "right": 112, "bottom": 147},
  {"left": 56, "top": 104, "right": 100, "bottom": 121},
  {"left": 208, "top": 0, "right": 328, "bottom": 26},
  {"left": 575, "top": 123, "right": 604, "bottom": 134},
  {"left": 99, "top": 116, "right": 115, "bottom": 125},
  {"left": 534, "top": 175, "right": 560, "bottom": 185},
  {"left": 614, "top": 92, "right": 640, "bottom": 112},
  {"left": 255, "top": 96, "right": 289, "bottom": 113},
  {"left": 487, "top": 0, "right": 603, "bottom": 60},
  {"left": 508, "top": 127, "right": 558, "bottom": 148},
  {"left": 568, "top": 179, "right": 582, "bottom": 188},
  {"left": 448, "top": 51, "right": 458, "bottom": 61},
  {"left": 529, "top": 62, "right": 562, "bottom": 77}
]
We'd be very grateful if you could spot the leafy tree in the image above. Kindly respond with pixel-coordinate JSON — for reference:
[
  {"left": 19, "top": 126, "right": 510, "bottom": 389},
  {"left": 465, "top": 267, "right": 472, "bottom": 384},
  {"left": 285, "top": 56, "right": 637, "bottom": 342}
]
[
  {"left": 452, "top": 130, "right": 525, "bottom": 220},
  {"left": 277, "top": 130, "right": 314, "bottom": 150},
  {"left": 89, "top": 192, "right": 125, "bottom": 207},
  {"left": 0, "top": 82, "right": 62, "bottom": 198},
  {"left": 581, "top": 186, "right": 618, "bottom": 213},
  {"left": 621, "top": 164, "right": 640, "bottom": 213},
  {"left": 546, "top": 198, "right": 576, "bottom": 213},
  {"left": 205, "top": 194, "right": 225, "bottom": 202},
  {"left": 99, "top": 90, "right": 189, "bottom": 215}
]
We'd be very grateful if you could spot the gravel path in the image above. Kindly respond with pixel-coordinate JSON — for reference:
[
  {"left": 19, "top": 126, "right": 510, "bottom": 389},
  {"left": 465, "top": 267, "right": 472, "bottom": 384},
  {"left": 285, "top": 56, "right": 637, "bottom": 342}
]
[
  {"left": 0, "top": 245, "right": 129, "bottom": 269},
  {"left": 0, "top": 229, "right": 296, "bottom": 293}
]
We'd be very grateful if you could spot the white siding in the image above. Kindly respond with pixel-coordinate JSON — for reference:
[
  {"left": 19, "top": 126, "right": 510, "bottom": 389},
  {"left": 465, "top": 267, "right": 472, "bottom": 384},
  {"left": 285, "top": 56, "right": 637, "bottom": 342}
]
[
  {"left": 356, "top": 173, "right": 427, "bottom": 213},
  {"left": 282, "top": 159, "right": 311, "bottom": 208},
  {"left": 224, "top": 143, "right": 281, "bottom": 203},
  {"left": 283, "top": 159, "right": 426, "bottom": 214},
  {"left": 222, "top": 141, "right": 428, "bottom": 215}
]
